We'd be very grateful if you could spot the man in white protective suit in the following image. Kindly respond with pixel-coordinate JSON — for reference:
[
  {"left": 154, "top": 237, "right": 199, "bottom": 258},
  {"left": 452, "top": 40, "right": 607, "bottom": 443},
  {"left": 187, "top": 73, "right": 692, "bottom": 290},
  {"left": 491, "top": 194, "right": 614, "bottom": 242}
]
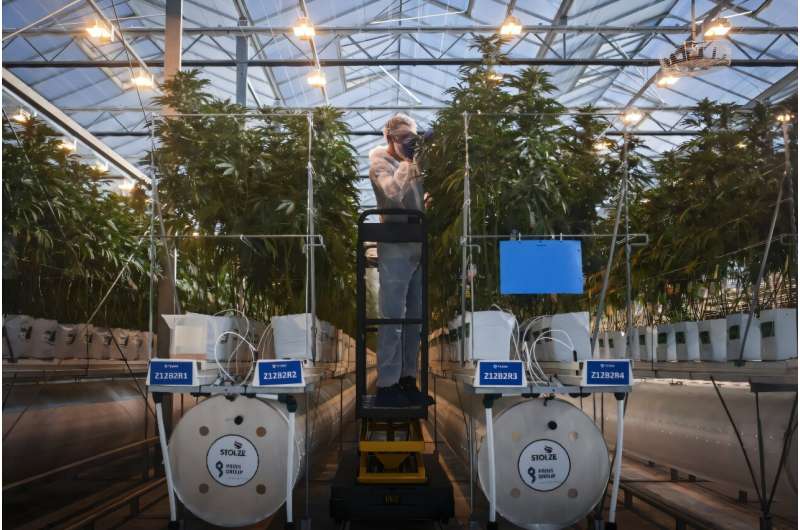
[{"left": 368, "top": 113, "right": 427, "bottom": 407}]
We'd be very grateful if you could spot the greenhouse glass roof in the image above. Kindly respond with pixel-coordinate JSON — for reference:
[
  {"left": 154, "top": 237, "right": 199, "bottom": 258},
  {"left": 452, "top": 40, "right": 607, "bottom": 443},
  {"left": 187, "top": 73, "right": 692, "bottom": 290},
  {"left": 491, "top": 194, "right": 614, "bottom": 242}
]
[{"left": 2, "top": 0, "right": 797, "bottom": 205}]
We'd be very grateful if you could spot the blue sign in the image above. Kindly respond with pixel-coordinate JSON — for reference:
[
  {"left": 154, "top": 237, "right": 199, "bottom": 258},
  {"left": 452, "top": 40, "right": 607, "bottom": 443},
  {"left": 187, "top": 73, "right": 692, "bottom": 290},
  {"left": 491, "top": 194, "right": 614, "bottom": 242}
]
[
  {"left": 254, "top": 360, "right": 304, "bottom": 387},
  {"left": 583, "top": 359, "right": 631, "bottom": 386},
  {"left": 148, "top": 359, "right": 196, "bottom": 386},
  {"left": 475, "top": 360, "right": 526, "bottom": 387},
  {"left": 499, "top": 240, "right": 584, "bottom": 295}
]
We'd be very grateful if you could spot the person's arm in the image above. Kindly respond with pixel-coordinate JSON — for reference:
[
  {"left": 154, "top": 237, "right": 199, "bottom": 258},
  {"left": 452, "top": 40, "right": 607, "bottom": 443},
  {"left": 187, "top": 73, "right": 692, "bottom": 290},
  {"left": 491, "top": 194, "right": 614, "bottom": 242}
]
[{"left": 369, "top": 155, "right": 417, "bottom": 208}]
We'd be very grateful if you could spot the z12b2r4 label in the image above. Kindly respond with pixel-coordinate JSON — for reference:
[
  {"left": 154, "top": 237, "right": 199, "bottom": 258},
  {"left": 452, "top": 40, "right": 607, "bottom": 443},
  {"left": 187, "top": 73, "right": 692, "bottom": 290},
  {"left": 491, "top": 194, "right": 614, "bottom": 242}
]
[
  {"left": 517, "top": 439, "right": 571, "bottom": 492},
  {"left": 206, "top": 435, "right": 259, "bottom": 487}
]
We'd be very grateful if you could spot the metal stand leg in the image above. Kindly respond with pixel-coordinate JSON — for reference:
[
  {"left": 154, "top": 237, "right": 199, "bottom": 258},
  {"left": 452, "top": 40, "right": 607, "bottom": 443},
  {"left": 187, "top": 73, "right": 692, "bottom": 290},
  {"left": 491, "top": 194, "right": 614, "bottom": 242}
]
[
  {"left": 467, "top": 411, "right": 481, "bottom": 530},
  {"left": 154, "top": 395, "right": 179, "bottom": 529},
  {"left": 284, "top": 396, "right": 298, "bottom": 530},
  {"left": 606, "top": 393, "right": 626, "bottom": 530},
  {"left": 484, "top": 395, "right": 498, "bottom": 530}
]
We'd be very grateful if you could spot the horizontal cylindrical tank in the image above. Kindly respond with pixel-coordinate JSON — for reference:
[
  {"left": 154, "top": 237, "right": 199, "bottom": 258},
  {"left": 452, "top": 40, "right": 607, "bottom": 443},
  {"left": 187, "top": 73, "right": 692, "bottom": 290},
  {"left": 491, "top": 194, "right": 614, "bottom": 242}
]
[
  {"left": 167, "top": 373, "right": 361, "bottom": 527},
  {"left": 429, "top": 374, "right": 610, "bottom": 530},
  {"left": 3, "top": 379, "right": 159, "bottom": 483},
  {"left": 569, "top": 379, "right": 797, "bottom": 518}
]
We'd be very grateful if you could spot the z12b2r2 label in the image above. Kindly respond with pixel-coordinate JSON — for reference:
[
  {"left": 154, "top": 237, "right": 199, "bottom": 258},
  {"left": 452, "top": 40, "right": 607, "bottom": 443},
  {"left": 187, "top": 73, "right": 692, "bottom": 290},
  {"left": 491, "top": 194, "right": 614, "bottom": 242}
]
[
  {"left": 517, "top": 439, "right": 571, "bottom": 492},
  {"left": 206, "top": 435, "right": 259, "bottom": 487}
]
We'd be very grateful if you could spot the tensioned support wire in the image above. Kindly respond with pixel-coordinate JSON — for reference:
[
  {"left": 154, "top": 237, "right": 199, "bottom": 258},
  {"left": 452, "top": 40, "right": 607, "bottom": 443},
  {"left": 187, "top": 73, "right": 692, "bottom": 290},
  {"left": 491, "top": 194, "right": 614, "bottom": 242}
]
[
  {"left": 146, "top": 111, "right": 321, "bottom": 359},
  {"left": 736, "top": 120, "right": 795, "bottom": 365},
  {"left": 455, "top": 111, "right": 638, "bottom": 359}
]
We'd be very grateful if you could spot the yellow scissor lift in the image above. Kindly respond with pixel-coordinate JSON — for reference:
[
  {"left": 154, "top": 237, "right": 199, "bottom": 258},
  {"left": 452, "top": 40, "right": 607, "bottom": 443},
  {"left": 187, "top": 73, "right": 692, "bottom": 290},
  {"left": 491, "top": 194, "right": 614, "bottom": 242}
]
[
  {"left": 358, "top": 419, "right": 426, "bottom": 484},
  {"left": 330, "top": 209, "right": 454, "bottom": 524}
]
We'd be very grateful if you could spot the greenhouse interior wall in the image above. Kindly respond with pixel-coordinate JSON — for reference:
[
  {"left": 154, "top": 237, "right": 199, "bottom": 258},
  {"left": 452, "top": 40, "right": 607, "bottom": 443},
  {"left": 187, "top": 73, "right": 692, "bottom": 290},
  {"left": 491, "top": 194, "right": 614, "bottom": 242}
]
[{"left": 1, "top": 0, "right": 798, "bottom": 529}]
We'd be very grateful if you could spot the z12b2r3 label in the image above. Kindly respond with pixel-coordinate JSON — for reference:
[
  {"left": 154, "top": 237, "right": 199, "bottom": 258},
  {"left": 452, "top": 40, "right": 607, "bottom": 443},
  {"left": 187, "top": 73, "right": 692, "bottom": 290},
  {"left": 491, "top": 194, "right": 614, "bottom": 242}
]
[
  {"left": 517, "top": 439, "right": 571, "bottom": 492},
  {"left": 206, "top": 435, "right": 259, "bottom": 487}
]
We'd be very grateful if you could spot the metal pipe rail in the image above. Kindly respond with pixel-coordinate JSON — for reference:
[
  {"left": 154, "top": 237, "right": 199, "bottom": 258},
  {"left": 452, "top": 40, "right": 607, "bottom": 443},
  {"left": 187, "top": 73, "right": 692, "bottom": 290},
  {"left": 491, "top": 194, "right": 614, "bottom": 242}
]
[
  {"left": 5, "top": 58, "right": 796, "bottom": 68},
  {"left": 61, "top": 477, "right": 166, "bottom": 530},
  {"left": 3, "top": 437, "right": 159, "bottom": 492},
  {"left": 5, "top": 24, "right": 795, "bottom": 37}
]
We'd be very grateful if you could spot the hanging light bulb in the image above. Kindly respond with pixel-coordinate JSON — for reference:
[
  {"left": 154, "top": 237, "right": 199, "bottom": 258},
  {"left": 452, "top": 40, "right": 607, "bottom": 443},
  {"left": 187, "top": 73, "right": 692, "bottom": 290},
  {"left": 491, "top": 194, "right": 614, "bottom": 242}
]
[
  {"left": 307, "top": 69, "right": 326, "bottom": 87},
  {"left": 776, "top": 111, "right": 794, "bottom": 124},
  {"left": 118, "top": 179, "right": 135, "bottom": 193},
  {"left": 703, "top": 18, "right": 732, "bottom": 39},
  {"left": 593, "top": 139, "right": 611, "bottom": 153},
  {"left": 656, "top": 73, "right": 680, "bottom": 87},
  {"left": 293, "top": 17, "right": 315, "bottom": 39},
  {"left": 487, "top": 70, "right": 503, "bottom": 83},
  {"left": 86, "top": 20, "right": 114, "bottom": 41},
  {"left": 131, "top": 69, "right": 155, "bottom": 89},
  {"left": 11, "top": 108, "right": 32, "bottom": 123},
  {"left": 58, "top": 137, "right": 77, "bottom": 153},
  {"left": 499, "top": 15, "right": 523, "bottom": 36},
  {"left": 621, "top": 107, "right": 643, "bottom": 126},
  {"left": 192, "top": 231, "right": 200, "bottom": 238},
  {"left": 91, "top": 159, "right": 109, "bottom": 172}
]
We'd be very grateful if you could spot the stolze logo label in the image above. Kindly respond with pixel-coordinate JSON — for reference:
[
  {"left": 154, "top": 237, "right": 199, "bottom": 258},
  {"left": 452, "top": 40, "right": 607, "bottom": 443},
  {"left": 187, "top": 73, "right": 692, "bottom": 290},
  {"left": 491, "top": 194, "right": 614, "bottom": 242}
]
[
  {"left": 206, "top": 435, "right": 259, "bottom": 487},
  {"left": 518, "top": 439, "right": 571, "bottom": 492}
]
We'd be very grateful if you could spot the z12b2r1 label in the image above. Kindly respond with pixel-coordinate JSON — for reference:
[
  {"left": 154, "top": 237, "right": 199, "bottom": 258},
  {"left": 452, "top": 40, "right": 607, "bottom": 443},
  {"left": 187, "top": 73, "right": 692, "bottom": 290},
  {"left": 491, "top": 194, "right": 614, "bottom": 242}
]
[
  {"left": 517, "top": 439, "right": 571, "bottom": 492},
  {"left": 206, "top": 435, "right": 259, "bottom": 487}
]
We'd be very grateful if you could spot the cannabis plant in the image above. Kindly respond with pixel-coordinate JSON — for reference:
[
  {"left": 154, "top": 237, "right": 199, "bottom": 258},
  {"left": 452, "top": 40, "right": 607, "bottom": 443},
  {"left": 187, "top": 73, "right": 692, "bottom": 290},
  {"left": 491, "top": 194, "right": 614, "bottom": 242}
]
[
  {"left": 421, "top": 36, "right": 634, "bottom": 323},
  {"left": 150, "top": 71, "right": 360, "bottom": 331},
  {"left": 3, "top": 118, "right": 150, "bottom": 328}
]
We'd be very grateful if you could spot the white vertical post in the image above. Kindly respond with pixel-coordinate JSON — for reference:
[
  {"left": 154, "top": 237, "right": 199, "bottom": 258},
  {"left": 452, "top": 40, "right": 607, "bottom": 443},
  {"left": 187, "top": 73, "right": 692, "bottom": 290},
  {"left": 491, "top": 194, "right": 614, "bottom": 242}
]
[
  {"left": 286, "top": 410, "right": 296, "bottom": 524},
  {"left": 484, "top": 404, "right": 497, "bottom": 524},
  {"left": 608, "top": 396, "right": 625, "bottom": 523},
  {"left": 155, "top": 400, "right": 178, "bottom": 524}
]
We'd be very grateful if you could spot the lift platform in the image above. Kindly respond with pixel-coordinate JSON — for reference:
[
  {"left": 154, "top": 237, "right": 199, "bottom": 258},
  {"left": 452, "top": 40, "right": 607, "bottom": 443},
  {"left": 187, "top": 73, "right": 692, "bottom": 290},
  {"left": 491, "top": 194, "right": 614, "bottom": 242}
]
[{"left": 330, "top": 209, "right": 454, "bottom": 524}]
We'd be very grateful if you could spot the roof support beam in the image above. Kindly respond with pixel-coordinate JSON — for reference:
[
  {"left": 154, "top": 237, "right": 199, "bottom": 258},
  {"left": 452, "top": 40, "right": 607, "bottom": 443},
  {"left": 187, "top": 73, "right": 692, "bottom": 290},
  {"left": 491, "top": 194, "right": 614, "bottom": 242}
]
[
  {"left": 6, "top": 24, "right": 794, "bottom": 37},
  {"left": 164, "top": 0, "right": 182, "bottom": 79},
  {"left": 536, "top": 0, "right": 574, "bottom": 59},
  {"left": 7, "top": 58, "right": 793, "bottom": 67},
  {"left": 88, "top": 128, "right": 714, "bottom": 137},
  {"left": 2, "top": 68, "right": 147, "bottom": 183},
  {"left": 745, "top": 68, "right": 799, "bottom": 107}
]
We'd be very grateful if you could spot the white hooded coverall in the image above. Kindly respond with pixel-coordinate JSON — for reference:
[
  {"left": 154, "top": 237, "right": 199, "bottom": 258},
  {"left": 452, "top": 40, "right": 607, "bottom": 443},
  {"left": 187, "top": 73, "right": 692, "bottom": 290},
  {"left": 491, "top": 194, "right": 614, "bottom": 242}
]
[{"left": 368, "top": 145, "right": 425, "bottom": 388}]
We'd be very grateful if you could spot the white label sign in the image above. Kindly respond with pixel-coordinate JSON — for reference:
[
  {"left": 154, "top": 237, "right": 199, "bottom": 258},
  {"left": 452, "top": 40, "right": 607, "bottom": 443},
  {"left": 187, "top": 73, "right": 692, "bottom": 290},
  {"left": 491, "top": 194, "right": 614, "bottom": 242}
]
[
  {"left": 517, "top": 439, "right": 571, "bottom": 492},
  {"left": 206, "top": 435, "right": 259, "bottom": 487}
]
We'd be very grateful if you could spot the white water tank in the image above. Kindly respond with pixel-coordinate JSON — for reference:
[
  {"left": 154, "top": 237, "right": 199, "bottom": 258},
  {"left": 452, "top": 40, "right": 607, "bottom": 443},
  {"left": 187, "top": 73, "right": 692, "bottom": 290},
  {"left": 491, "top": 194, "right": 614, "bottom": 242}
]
[
  {"left": 656, "top": 324, "right": 677, "bottom": 362},
  {"left": 635, "top": 326, "right": 657, "bottom": 361},
  {"left": 317, "top": 321, "right": 338, "bottom": 363},
  {"left": 596, "top": 331, "right": 609, "bottom": 358},
  {"left": 697, "top": 319, "right": 727, "bottom": 362},
  {"left": 759, "top": 308, "right": 797, "bottom": 360},
  {"left": 449, "top": 311, "right": 515, "bottom": 361},
  {"left": 3, "top": 314, "right": 33, "bottom": 359},
  {"left": 162, "top": 313, "right": 249, "bottom": 361},
  {"left": 272, "top": 313, "right": 322, "bottom": 360},
  {"left": 608, "top": 331, "right": 626, "bottom": 358},
  {"left": 29, "top": 318, "right": 58, "bottom": 359},
  {"left": 726, "top": 313, "right": 761, "bottom": 361},
  {"left": 673, "top": 321, "right": 700, "bottom": 362},
  {"left": 547, "top": 312, "right": 591, "bottom": 362},
  {"left": 89, "top": 327, "right": 114, "bottom": 360}
]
